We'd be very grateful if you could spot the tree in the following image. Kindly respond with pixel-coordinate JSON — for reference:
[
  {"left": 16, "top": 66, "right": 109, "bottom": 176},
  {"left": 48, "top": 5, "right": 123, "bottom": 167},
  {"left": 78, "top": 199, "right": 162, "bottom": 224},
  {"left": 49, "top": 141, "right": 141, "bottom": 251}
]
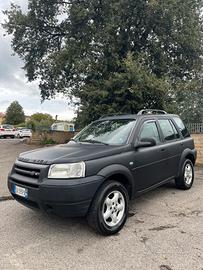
[
  {"left": 5, "top": 101, "right": 25, "bottom": 125},
  {"left": 3, "top": 0, "right": 203, "bottom": 126},
  {"left": 76, "top": 53, "right": 170, "bottom": 125},
  {"left": 27, "top": 113, "right": 54, "bottom": 130},
  {"left": 165, "top": 79, "right": 203, "bottom": 123},
  {"left": 30, "top": 113, "right": 53, "bottom": 123}
]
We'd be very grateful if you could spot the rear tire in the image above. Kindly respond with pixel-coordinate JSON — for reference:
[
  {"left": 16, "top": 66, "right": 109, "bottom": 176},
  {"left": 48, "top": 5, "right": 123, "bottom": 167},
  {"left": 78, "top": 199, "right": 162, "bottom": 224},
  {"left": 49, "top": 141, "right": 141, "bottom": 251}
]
[
  {"left": 175, "top": 159, "right": 194, "bottom": 190},
  {"left": 87, "top": 180, "right": 129, "bottom": 235}
]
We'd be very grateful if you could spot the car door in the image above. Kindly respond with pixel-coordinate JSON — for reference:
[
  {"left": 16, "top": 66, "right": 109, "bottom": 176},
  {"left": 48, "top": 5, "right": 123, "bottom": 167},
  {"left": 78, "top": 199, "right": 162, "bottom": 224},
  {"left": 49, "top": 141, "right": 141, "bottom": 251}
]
[
  {"left": 132, "top": 119, "right": 169, "bottom": 191},
  {"left": 157, "top": 118, "right": 182, "bottom": 179}
]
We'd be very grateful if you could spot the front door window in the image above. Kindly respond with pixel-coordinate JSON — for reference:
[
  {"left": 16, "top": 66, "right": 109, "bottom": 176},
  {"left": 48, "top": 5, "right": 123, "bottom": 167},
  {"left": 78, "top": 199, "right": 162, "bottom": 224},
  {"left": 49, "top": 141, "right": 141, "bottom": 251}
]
[{"left": 139, "top": 121, "right": 161, "bottom": 144}]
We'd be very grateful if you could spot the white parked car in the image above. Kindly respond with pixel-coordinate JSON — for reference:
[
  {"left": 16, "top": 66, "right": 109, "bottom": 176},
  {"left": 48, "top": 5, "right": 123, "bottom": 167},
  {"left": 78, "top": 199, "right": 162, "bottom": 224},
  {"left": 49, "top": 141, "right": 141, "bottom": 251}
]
[
  {"left": 15, "top": 128, "right": 32, "bottom": 138},
  {"left": 0, "top": 124, "right": 16, "bottom": 139}
]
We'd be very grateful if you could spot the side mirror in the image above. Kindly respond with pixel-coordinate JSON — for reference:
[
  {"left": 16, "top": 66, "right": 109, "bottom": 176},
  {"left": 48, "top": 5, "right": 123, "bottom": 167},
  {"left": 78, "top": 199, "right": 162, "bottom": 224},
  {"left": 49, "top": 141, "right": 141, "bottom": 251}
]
[{"left": 135, "top": 138, "right": 156, "bottom": 149}]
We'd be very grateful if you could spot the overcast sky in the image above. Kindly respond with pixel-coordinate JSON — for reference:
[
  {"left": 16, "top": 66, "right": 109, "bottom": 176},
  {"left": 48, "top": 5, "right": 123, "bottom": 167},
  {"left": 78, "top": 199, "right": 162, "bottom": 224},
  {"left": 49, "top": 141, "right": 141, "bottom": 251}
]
[{"left": 0, "top": 0, "right": 75, "bottom": 120}]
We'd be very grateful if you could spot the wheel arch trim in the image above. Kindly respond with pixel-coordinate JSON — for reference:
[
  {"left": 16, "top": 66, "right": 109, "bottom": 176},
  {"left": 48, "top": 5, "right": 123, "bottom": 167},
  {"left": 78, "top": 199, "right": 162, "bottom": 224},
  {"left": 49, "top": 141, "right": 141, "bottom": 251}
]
[
  {"left": 177, "top": 148, "right": 197, "bottom": 178},
  {"left": 97, "top": 164, "right": 135, "bottom": 198}
]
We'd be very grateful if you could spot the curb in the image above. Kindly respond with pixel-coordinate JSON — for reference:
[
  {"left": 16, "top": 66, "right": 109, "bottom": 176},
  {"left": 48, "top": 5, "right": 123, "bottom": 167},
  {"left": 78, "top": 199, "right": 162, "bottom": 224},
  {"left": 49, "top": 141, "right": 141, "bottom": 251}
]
[{"left": 0, "top": 196, "right": 14, "bottom": 202}]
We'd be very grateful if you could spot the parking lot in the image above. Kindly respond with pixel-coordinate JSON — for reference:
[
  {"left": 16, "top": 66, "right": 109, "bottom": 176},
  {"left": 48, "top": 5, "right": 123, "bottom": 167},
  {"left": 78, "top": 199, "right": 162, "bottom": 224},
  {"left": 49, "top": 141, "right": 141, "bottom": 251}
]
[{"left": 0, "top": 139, "right": 203, "bottom": 270}]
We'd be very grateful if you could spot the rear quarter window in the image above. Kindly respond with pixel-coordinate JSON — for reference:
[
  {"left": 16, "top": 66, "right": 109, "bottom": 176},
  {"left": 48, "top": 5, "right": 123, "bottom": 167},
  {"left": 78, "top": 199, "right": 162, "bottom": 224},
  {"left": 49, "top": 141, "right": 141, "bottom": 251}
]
[{"left": 173, "top": 117, "right": 190, "bottom": 138}]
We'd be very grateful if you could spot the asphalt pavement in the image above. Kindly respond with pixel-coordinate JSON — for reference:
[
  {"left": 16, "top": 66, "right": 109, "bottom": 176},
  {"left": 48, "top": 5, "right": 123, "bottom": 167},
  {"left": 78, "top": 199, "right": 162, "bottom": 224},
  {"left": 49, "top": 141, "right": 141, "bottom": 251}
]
[{"left": 0, "top": 139, "right": 203, "bottom": 270}]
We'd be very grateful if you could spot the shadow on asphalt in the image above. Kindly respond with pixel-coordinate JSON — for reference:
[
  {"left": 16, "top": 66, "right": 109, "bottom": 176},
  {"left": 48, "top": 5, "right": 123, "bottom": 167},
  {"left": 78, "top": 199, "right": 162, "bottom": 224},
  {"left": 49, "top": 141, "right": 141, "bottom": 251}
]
[
  {"left": 14, "top": 181, "right": 178, "bottom": 236},
  {"left": 4, "top": 168, "right": 202, "bottom": 237}
]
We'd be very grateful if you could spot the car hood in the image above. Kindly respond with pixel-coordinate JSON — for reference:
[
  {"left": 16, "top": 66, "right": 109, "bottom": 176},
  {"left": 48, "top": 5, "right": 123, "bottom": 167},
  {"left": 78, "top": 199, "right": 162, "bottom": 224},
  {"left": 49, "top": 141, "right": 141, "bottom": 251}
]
[{"left": 18, "top": 142, "right": 130, "bottom": 165}]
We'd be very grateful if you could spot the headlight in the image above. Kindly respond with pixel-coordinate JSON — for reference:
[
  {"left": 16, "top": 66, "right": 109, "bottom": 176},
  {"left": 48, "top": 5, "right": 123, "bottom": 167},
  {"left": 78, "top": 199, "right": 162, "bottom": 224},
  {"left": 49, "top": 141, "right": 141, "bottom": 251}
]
[{"left": 48, "top": 162, "right": 85, "bottom": 179}]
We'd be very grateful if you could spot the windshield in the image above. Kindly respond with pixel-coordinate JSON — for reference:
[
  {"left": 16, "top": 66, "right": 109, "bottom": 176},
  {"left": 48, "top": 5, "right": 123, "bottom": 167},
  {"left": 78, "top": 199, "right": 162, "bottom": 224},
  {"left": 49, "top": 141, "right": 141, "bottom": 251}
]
[{"left": 73, "top": 119, "right": 136, "bottom": 145}]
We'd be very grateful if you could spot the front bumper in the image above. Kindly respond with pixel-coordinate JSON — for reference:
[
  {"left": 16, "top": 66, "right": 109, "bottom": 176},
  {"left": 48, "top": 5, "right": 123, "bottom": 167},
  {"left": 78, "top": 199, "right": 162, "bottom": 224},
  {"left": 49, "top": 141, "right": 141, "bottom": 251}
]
[
  {"left": 8, "top": 174, "right": 104, "bottom": 217},
  {"left": 18, "top": 133, "right": 32, "bottom": 137},
  {"left": 0, "top": 132, "right": 16, "bottom": 137}
]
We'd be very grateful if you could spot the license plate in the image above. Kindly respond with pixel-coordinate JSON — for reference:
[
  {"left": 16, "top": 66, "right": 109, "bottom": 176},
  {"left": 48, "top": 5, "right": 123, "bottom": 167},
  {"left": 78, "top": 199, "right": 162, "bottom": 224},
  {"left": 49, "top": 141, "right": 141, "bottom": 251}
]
[{"left": 13, "top": 185, "right": 28, "bottom": 199}]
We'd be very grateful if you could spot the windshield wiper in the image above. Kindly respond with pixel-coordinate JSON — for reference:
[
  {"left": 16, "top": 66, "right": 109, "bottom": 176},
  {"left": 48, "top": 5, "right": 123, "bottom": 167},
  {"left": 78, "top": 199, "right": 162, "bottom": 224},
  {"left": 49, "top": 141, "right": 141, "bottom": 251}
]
[{"left": 80, "top": 139, "right": 109, "bottom": 145}]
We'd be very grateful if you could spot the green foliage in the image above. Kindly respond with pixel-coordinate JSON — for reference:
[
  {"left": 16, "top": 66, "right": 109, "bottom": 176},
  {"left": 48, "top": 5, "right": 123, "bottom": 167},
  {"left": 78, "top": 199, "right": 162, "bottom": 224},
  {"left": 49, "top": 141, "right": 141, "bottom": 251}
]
[
  {"left": 40, "top": 137, "right": 57, "bottom": 145},
  {"left": 26, "top": 120, "right": 37, "bottom": 131},
  {"left": 30, "top": 113, "right": 53, "bottom": 123},
  {"left": 165, "top": 79, "right": 203, "bottom": 123},
  {"left": 5, "top": 101, "right": 25, "bottom": 125},
  {"left": 76, "top": 53, "right": 170, "bottom": 125},
  {"left": 26, "top": 113, "right": 54, "bottom": 131},
  {"left": 3, "top": 0, "right": 203, "bottom": 126},
  {"left": 15, "top": 123, "right": 26, "bottom": 128}
]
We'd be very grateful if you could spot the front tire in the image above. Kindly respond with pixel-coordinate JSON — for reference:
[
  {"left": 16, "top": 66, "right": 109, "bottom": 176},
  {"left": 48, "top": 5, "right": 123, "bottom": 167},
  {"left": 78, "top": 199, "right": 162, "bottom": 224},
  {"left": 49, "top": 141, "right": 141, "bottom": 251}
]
[
  {"left": 175, "top": 159, "right": 194, "bottom": 190},
  {"left": 87, "top": 180, "right": 129, "bottom": 235}
]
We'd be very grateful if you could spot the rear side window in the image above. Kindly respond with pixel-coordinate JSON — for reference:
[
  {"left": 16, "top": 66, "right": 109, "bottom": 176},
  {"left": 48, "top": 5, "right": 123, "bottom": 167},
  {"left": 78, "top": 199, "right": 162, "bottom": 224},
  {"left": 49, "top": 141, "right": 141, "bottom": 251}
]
[
  {"left": 158, "top": 119, "right": 177, "bottom": 141},
  {"left": 140, "top": 121, "right": 161, "bottom": 144},
  {"left": 173, "top": 117, "right": 190, "bottom": 138},
  {"left": 169, "top": 120, "right": 180, "bottom": 139}
]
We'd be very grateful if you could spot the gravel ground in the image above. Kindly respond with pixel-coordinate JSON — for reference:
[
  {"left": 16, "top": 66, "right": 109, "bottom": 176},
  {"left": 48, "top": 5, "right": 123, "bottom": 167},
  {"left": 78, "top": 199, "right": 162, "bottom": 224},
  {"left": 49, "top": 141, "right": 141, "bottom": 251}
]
[{"left": 0, "top": 139, "right": 202, "bottom": 270}]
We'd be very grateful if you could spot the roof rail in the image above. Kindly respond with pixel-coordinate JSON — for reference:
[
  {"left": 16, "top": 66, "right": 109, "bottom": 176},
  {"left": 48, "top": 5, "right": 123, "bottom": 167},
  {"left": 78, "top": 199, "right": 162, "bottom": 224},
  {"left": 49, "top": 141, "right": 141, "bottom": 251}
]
[
  {"left": 99, "top": 113, "right": 128, "bottom": 119},
  {"left": 137, "top": 109, "right": 167, "bottom": 115}
]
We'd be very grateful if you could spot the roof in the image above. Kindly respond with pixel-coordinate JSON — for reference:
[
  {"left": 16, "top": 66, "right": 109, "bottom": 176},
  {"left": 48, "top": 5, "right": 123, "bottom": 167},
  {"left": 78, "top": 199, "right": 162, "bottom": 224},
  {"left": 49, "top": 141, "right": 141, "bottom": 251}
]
[
  {"left": 98, "top": 109, "right": 179, "bottom": 121},
  {"left": 100, "top": 114, "right": 138, "bottom": 120}
]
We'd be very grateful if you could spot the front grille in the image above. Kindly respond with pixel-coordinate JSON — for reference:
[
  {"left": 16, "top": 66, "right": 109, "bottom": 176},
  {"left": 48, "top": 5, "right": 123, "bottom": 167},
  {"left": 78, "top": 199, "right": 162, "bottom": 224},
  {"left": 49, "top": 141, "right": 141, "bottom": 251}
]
[
  {"left": 14, "top": 165, "right": 40, "bottom": 179},
  {"left": 12, "top": 178, "right": 39, "bottom": 188}
]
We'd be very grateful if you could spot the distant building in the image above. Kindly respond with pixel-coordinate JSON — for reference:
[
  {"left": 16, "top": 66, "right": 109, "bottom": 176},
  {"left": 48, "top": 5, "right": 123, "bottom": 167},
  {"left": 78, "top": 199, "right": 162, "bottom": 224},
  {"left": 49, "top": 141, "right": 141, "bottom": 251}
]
[
  {"left": 51, "top": 122, "right": 75, "bottom": 132},
  {"left": 0, "top": 112, "right": 5, "bottom": 124}
]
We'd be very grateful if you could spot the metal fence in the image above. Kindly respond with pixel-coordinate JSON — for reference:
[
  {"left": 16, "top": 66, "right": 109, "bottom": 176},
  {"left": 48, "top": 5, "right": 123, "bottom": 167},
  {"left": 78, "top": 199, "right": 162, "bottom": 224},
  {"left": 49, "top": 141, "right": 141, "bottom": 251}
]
[{"left": 186, "top": 123, "right": 203, "bottom": 134}]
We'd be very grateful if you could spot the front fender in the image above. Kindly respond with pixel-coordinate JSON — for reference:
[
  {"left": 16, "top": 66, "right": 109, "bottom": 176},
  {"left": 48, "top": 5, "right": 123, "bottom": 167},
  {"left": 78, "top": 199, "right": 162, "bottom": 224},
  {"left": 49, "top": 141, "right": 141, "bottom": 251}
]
[{"left": 97, "top": 164, "right": 135, "bottom": 198}]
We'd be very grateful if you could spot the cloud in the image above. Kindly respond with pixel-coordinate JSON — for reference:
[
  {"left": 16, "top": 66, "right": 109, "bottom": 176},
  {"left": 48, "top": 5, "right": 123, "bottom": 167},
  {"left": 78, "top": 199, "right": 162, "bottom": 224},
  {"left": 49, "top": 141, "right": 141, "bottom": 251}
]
[
  {"left": 0, "top": 0, "right": 75, "bottom": 120},
  {"left": 0, "top": 99, "right": 10, "bottom": 106}
]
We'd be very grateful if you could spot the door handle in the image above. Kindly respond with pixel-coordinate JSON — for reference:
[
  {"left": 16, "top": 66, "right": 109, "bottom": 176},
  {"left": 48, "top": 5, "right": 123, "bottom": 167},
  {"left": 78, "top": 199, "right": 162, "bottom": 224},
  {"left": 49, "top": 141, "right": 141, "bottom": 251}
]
[{"left": 161, "top": 148, "right": 166, "bottom": 152}]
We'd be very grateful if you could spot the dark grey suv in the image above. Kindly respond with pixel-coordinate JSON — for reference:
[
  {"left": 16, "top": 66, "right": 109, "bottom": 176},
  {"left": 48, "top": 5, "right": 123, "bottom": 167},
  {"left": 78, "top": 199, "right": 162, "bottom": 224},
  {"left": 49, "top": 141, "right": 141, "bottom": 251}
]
[{"left": 8, "top": 109, "right": 197, "bottom": 235}]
